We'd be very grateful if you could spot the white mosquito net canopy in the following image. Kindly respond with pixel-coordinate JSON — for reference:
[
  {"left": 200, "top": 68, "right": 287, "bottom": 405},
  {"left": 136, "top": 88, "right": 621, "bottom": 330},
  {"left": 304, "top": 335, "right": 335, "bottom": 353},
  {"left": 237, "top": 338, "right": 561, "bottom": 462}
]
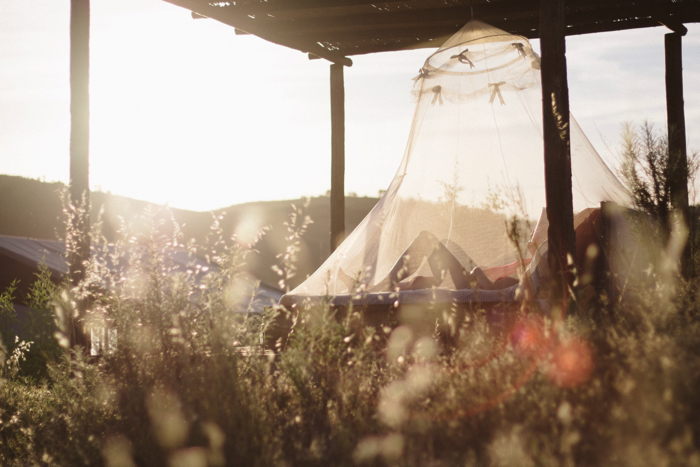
[{"left": 284, "top": 20, "right": 630, "bottom": 303}]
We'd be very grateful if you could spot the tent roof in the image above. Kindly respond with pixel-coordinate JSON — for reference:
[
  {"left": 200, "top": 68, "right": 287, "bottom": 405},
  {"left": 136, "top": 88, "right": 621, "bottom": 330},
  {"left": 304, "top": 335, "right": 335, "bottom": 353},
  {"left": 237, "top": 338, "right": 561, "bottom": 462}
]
[{"left": 164, "top": 0, "right": 700, "bottom": 65}]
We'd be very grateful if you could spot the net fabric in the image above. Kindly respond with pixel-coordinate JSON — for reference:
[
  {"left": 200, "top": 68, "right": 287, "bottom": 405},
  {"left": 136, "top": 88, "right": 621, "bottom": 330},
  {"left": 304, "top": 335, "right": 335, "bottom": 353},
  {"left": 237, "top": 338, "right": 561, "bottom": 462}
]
[{"left": 284, "top": 20, "right": 630, "bottom": 302}]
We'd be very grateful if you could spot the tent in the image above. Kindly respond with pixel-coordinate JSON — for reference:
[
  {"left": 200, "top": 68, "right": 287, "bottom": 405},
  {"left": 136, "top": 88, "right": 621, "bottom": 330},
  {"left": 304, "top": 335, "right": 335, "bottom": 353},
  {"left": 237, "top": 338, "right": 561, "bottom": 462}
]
[{"left": 280, "top": 20, "right": 634, "bottom": 310}]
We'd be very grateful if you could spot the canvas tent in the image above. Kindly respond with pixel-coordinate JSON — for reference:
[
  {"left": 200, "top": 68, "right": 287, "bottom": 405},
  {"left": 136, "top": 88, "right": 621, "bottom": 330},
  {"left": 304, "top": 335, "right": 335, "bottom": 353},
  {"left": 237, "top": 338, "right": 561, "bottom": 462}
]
[{"left": 281, "top": 20, "right": 633, "bottom": 308}]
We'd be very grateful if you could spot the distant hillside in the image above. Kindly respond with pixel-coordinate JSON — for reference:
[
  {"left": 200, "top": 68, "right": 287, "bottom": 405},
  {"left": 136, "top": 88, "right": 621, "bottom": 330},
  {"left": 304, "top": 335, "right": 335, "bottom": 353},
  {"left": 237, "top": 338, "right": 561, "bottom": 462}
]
[{"left": 0, "top": 175, "right": 379, "bottom": 290}]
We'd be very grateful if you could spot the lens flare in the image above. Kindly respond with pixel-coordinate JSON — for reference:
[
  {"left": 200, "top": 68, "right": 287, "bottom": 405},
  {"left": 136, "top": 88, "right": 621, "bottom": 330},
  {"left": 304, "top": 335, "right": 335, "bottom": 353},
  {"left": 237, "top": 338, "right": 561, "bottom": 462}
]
[
  {"left": 509, "top": 316, "right": 546, "bottom": 356},
  {"left": 546, "top": 337, "right": 594, "bottom": 388}
]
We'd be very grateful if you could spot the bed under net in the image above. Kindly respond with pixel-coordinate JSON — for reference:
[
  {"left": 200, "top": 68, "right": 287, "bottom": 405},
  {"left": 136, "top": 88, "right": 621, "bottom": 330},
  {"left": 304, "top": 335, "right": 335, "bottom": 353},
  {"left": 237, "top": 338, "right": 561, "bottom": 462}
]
[{"left": 267, "top": 20, "right": 642, "bottom": 351}]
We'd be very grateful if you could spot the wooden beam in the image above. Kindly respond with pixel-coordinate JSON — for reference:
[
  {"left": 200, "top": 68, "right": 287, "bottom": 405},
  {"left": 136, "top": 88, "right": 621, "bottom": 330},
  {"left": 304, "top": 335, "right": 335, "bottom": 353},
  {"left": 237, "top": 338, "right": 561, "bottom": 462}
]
[
  {"left": 278, "top": 1, "right": 696, "bottom": 39},
  {"left": 303, "top": 11, "right": 700, "bottom": 56},
  {"left": 330, "top": 63, "right": 346, "bottom": 252},
  {"left": 657, "top": 16, "right": 688, "bottom": 35},
  {"left": 244, "top": 0, "right": 639, "bottom": 17},
  {"left": 273, "top": 2, "right": 533, "bottom": 35},
  {"left": 69, "top": 0, "right": 90, "bottom": 349},
  {"left": 297, "top": 14, "right": 699, "bottom": 57},
  {"left": 268, "top": 0, "right": 618, "bottom": 33},
  {"left": 235, "top": 0, "right": 419, "bottom": 15},
  {"left": 165, "top": 0, "right": 700, "bottom": 58},
  {"left": 540, "top": 0, "right": 576, "bottom": 310},
  {"left": 665, "top": 32, "right": 691, "bottom": 275},
  {"left": 234, "top": 0, "right": 404, "bottom": 14},
  {"left": 298, "top": 24, "right": 466, "bottom": 44},
  {"left": 164, "top": 0, "right": 353, "bottom": 66}
]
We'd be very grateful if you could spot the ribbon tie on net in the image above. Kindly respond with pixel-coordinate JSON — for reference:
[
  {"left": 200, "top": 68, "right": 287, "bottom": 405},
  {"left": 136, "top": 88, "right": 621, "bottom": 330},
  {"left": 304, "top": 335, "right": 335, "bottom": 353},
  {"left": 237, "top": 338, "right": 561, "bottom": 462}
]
[
  {"left": 450, "top": 49, "right": 475, "bottom": 69},
  {"left": 431, "top": 86, "right": 444, "bottom": 106},
  {"left": 512, "top": 42, "right": 526, "bottom": 58},
  {"left": 488, "top": 82, "right": 506, "bottom": 106},
  {"left": 412, "top": 67, "right": 431, "bottom": 82}
]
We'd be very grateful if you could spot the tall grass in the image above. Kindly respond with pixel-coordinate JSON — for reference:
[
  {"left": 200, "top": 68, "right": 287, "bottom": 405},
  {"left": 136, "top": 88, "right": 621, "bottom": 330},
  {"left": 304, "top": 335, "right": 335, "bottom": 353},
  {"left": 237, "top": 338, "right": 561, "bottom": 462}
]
[{"left": 1, "top": 193, "right": 700, "bottom": 466}]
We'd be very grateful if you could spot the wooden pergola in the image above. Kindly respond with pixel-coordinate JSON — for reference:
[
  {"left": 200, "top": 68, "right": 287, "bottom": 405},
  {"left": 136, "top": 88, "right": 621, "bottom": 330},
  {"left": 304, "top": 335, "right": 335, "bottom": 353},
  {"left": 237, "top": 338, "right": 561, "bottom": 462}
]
[
  {"left": 69, "top": 0, "right": 698, "bottom": 343},
  {"left": 164, "top": 0, "right": 697, "bottom": 57}
]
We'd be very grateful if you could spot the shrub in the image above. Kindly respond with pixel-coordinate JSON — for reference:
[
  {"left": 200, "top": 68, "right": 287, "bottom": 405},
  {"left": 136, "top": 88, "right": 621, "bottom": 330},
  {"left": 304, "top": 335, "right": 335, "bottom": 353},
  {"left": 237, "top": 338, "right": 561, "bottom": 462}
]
[{"left": 618, "top": 121, "right": 699, "bottom": 253}]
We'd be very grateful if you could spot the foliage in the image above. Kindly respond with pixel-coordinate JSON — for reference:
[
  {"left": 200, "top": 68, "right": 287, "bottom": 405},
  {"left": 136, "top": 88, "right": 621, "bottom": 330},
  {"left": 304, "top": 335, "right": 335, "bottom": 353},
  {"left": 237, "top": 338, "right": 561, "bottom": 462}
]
[
  {"left": 618, "top": 121, "right": 699, "bottom": 241},
  {"left": 0, "top": 264, "right": 62, "bottom": 382},
  {"left": 0, "top": 281, "right": 18, "bottom": 363},
  {"left": 272, "top": 199, "right": 313, "bottom": 293},
  {"left": 1, "top": 195, "right": 700, "bottom": 466}
]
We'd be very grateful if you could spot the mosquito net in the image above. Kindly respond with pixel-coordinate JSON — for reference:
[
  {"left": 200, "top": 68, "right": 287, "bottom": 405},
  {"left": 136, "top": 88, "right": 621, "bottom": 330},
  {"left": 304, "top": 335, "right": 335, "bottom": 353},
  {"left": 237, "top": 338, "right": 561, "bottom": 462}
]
[{"left": 283, "top": 20, "right": 631, "bottom": 304}]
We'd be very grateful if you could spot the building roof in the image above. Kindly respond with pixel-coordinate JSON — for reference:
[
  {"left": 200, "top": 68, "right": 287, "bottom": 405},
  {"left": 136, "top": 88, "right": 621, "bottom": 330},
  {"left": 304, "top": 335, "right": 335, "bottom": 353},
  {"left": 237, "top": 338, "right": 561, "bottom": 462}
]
[
  {"left": 0, "top": 235, "right": 282, "bottom": 313},
  {"left": 164, "top": 0, "right": 700, "bottom": 65}
]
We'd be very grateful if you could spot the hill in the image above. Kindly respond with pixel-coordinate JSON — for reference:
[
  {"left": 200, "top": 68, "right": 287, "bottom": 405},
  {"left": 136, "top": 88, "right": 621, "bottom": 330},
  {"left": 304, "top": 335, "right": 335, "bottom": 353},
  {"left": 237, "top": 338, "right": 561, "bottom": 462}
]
[{"left": 0, "top": 175, "right": 379, "bottom": 290}]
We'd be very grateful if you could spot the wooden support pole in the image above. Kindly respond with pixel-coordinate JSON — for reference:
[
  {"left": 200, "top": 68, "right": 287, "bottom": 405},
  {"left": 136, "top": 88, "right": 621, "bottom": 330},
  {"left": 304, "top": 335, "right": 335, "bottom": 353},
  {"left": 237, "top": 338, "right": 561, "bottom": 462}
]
[
  {"left": 540, "top": 0, "right": 576, "bottom": 309},
  {"left": 330, "top": 63, "right": 346, "bottom": 252},
  {"left": 665, "top": 32, "right": 691, "bottom": 275},
  {"left": 69, "top": 0, "right": 91, "bottom": 349}
]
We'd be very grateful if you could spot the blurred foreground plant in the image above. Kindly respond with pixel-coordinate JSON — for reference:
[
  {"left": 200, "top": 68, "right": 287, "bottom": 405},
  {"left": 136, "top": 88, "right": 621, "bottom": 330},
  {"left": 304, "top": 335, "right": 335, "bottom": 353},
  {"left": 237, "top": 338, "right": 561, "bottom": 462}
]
[{"left": 1, "top": 195, "right": 700, "bottom": 466}]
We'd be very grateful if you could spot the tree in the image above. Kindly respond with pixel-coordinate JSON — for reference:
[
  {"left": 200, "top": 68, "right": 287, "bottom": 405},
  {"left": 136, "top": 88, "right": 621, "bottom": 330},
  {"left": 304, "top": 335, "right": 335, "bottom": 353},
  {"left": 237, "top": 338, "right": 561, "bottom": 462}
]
[{"left": 618, "top": 121, "right": 699, "bottom": 244}]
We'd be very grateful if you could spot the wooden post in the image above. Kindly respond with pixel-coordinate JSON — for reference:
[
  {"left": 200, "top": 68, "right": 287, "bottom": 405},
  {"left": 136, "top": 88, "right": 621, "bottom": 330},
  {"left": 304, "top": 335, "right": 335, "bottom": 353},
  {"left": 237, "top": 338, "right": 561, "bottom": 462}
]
[
  {"left": 69, "top": 0, "right": 90, "bottom": 349},
  {"left": 540, "top": 0, "right": 576, "bottom": 310},
  {"left": 330, "top": 63, "right": 346, "bottom": 252},
  {"left": 665, "top": 32, "right": 690, "bottom": 275},
  {"left": 598, "top": 201, "right": 619, "bottom": 305}
]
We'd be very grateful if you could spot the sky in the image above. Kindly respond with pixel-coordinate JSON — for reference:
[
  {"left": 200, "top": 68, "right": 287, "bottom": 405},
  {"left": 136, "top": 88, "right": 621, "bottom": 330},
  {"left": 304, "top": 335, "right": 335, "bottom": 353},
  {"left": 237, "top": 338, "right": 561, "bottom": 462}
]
[{"left": 1, "top": 0, "right": 699, "bottom": 212}]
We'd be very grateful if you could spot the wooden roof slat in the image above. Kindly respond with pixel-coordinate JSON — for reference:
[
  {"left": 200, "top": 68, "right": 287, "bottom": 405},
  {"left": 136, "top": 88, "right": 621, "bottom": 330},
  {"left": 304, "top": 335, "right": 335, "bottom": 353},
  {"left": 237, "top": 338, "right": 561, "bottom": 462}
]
[
  {"left": 229, "top": 0, "right": 665, "bottom": 16},
  {"left": 231, "top": 0, "right": 522, "bottom": 16},
  {"left": 165, "top": 0, "right": 700, "bottom": 60},
  {"left": 165, "top": 0, "right": 353, "bottom": 65},
  {"left": 298, "top": 25, "right": 468, "bottom": 44},
  {"left": 261, "top": 0, "right": 669, "bottom": 20},
  {"left": 276, "top": 0, "right": 535, "bottom": 26},
  {"left": 232, "top": 0, "right": 419, "bottom": 15},
  {"left": 328, "top": 12, "right": 699, "bottom": 55},
  {"left": 310, "top": 10, "right": 699, "bottom": 53},
  {"left": 272, "top": 0, "right": 691, "bottom": 37}
]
